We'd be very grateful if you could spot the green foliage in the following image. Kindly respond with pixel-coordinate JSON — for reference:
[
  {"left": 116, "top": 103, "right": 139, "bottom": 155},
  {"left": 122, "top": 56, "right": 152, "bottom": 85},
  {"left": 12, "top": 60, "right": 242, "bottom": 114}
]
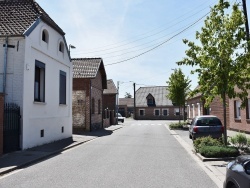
[
  {"left": 166, "top": 68, "right": 191, "bottom": 107},
  {"left": 193, "top": 136, "right": 222, "bottom": 152},
  {"left": 199, "top": 146, "right": 239, "bottom": 158},
  {"left": 229, "top": 132, "right": 248, "bottom": 149},
  {"left": 169, "top": 122, "right": 188, "bottom": 130},
  {"left": 178, "top": 0, "right": 250, "bottom": 145},
  {"left": 124, "top": 92, "right": 132, "bottom": 98}
]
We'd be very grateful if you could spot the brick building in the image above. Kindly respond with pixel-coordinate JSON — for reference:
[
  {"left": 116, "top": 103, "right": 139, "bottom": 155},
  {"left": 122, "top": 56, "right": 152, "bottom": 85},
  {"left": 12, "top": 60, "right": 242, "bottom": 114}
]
[
  {"left": 135, "top": 86, "right": 182, "bottom": 120},
  {"left": 103, "top": 79, "right": 117, "bottom": 127},
  {"left": 119, "top": 98, "right": 134, "bottom": 118},
  {"left": 72, "top": 58, "right": 107, "bottom": 132}
]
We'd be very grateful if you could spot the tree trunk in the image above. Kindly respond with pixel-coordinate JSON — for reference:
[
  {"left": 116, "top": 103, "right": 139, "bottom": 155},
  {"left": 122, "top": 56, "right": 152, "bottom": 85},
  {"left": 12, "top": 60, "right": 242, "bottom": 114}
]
[
  {"left": 179, "top": 105, "right": 181, "bottom": 124},
  {"left": 223, "top": 93, "right": 227, "bottom": 145}
]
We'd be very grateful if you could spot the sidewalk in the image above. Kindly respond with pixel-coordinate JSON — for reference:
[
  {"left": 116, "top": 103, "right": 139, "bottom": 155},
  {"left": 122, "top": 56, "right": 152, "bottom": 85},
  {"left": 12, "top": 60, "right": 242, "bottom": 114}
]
[
  {"left": 169, "top": 126, "right": 250, "bottom": 188},
  {"left": 0, "top": 125, "right": 123, "bottom": 176}
]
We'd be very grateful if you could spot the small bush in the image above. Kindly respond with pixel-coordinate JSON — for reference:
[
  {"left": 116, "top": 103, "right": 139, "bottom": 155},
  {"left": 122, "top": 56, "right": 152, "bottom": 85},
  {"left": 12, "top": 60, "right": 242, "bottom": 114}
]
[
  {"left": 169, "top": 122, "right": 187, "bottom": 130},
  {"left": 193, "top": 136, "right": 222, "bottom": 152},
  {"left": 229, "top": 132, "right": 248, "bottom": 149},
  {"left": 199, "top": 146, "right": 239, "bottom": 158}
]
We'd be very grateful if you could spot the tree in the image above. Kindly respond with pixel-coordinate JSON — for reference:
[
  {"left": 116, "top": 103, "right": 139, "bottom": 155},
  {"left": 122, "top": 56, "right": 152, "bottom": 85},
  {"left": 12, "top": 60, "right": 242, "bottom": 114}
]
[
  {"left": 125, "top": 92, "right": 132, "bottom": 98},
  {"left": 166, "top": 68, "right": 191, "bottom": 124},
  {"left": 177, "top": 0, "right": 250, "bottom": 145}
]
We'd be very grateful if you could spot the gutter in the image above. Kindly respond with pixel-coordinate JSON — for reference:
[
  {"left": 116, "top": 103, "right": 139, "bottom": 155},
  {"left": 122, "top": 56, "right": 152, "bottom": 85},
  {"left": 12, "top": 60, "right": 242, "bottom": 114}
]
[{"left": 3, "top": 36, "right": 8, "bottom": 96}]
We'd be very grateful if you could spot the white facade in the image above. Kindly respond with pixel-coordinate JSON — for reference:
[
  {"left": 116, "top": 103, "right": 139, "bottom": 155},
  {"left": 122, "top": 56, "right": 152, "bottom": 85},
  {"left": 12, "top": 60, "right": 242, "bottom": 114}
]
[{"left": 0, "top": 20, "right": 72, "bottom": 149}]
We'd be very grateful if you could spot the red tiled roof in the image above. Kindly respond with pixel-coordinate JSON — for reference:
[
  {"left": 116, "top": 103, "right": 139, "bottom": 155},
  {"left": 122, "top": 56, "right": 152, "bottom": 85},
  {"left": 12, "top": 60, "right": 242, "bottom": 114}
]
[{"left": 0, "top": 0, "right": 64, "bottom": 36}]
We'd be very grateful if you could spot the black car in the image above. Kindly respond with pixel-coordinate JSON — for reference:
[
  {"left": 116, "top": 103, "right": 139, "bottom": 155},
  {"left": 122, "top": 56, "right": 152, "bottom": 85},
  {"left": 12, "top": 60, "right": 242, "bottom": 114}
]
[{"left": 224, "top": 155, "right": 250, "bottom": 188}]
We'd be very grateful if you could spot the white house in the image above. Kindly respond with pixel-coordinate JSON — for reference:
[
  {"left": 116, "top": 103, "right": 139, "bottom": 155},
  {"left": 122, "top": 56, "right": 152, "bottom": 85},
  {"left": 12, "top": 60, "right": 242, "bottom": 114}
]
[{"left": 0, "top": 0, "right": 72, "bottom": 149}]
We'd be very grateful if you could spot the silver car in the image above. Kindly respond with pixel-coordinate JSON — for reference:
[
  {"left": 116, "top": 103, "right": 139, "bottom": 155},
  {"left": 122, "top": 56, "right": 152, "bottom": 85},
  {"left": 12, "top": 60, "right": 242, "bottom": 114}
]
[
  {"left": 224, "top": 155, "right": 250, "bottom": 188},
  {"left": 188, "top": 115, "right": 224, "bottom": 140}
]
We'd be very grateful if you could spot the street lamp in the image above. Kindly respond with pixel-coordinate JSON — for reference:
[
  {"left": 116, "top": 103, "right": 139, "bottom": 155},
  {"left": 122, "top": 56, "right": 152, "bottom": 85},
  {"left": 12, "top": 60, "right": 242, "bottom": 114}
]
[{"left": 69, "top": 44, "right": 76, "bottom": 55}]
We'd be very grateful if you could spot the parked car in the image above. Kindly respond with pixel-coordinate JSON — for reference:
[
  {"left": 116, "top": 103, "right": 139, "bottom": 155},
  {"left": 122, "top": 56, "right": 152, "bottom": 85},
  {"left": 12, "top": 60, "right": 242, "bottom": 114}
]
[
  {"left": 117, "top": 113, "right": 125, "bottom": 123},
  {"left": 188, "top": 115, "right": 224, "bottom": 140},
  {"left": 224, "top": 155, "right": 250, "bottom": 188}
]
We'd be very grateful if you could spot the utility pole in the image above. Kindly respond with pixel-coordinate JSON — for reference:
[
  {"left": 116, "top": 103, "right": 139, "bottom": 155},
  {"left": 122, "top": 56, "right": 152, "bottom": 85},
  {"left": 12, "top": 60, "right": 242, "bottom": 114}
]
[
  {"left": 116, "top": 81, "right": 119, "bottom": 124},
  {"left": 133, "top": 83, "right": 136, "bottom": 120},
  {"left": 242, "top": 0, "right": 250, "bottom": 42}
]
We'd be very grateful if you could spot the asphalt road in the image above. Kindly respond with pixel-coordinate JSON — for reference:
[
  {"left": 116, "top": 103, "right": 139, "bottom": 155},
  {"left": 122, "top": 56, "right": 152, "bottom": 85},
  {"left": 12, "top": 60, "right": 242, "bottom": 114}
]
[{"left": 0, "top": 120, "right": 218, "bottom": 188}]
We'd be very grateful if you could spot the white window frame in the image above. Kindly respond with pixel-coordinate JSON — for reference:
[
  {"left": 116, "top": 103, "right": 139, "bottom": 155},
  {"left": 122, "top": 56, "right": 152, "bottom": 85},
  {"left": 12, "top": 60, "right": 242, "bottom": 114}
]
[
  {"left": 236, "top": 100, "right": 241, "bottom": 119},
  {"left": 174, "top": 108, "right": 179, "bottom": 116},
  {"left": 248, "top": 99, "right": 250, "bottom": 119},
  {"left": 162, "top": 108, "right": 169, "bottom": 116},
  {"left": 154, "top": 109, "right": 160, "bottom": 116},
  {"left": 192, "top": 104, "right": 195, "bottom": 118},
  {"left": 139, "top": 109, "right": 145, "bottom": 116},
  {"left": 197, "top": 103, "right": 200, "bottom": 116}
]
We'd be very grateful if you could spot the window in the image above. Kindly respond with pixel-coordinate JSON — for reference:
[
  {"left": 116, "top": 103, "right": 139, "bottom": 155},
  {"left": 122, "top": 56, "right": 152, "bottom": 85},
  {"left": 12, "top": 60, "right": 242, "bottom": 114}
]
[
  {"left": 59, "top": 41, "right": 64, "bottom": 53},
  {"left": 175, "top": 108, "right": 180, "bottom": 116},
  {"left": 163, "top": 109, "right": 168, "bottom": 116},
  {"left": 154, "top": 109, "right": 160, "bottom": 116},
  {"left": 98, "top": 99, "right": 101, "bottom": 114},
  {"left": 59, "top": 71, "right": 66, "bottom": 104},
  {"left": 247, "top": 99, "right": 250, "bottom": 119},
  {"left": 34, "top": 60, "right": 45, "bottom": 102},
  {"left": 139, "top": 109, "right": 145, "bottom": 116},
  {"left": 148, "top": 99, "right": 153, "bottom": 104},
  {"left": 92, "top": 98, "right": 95, "bottom": 114},
  {"left": 234, "top": 100, "right": 241, "bottom": 119},
  {"left": 42, "top": 29, "right": 49, "bottom": 43}
]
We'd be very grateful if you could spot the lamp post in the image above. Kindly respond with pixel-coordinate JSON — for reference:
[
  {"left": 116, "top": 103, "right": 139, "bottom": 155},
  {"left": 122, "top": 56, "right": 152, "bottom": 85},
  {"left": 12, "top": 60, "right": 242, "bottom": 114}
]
[{"left": 69, "top": 44, "right": 76, "bottom": 56}]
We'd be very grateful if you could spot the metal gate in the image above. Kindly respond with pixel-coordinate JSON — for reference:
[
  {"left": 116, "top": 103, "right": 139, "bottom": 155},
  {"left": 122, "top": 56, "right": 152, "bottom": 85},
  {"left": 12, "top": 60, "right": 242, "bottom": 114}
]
[{"left": 3, "top": 103, "right": 21, "bottom": 153}]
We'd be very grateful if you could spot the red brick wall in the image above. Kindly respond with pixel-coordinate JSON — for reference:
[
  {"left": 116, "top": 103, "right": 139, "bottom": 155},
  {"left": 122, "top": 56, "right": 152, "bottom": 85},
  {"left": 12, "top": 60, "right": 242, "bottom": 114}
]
[
  {"left": 73, "top": 78, "right": 91, "bottom": 132},
  {"left": 135, "top": 106, "right": 184, "bottom": 120},
  {"left": 103, "top": 94, "right": 116, "bottom": 111},
  {"left": 90, "top": 72, "right": 103, "bottom": 130},
  {"left": 228, "top": 89, "right": 250, "bottom": 132},
  {"left": 0, "top": 94, "right": 4, "bottom": 156}
]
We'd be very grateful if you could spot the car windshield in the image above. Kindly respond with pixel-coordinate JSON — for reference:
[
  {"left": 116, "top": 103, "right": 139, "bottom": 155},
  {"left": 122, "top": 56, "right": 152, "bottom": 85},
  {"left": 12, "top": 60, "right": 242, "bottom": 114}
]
[{"left": 196, "top": 117, "right": 222, "bottom": 126}]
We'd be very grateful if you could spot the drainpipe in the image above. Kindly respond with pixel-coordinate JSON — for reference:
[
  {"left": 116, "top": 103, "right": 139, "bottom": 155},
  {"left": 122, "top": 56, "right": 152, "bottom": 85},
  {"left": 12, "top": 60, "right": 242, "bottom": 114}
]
[{"left": 3, "top": 37, "right": 8, "bottom": 96}]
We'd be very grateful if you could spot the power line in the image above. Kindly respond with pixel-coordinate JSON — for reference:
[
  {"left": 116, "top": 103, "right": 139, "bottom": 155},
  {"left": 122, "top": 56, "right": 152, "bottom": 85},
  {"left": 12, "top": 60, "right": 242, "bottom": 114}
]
[
  {"left": 105, "top": 12, "right": 210, "bottom": 66},
  {"left": 71, "top": 0, "right": 217, "bottom": 54}
]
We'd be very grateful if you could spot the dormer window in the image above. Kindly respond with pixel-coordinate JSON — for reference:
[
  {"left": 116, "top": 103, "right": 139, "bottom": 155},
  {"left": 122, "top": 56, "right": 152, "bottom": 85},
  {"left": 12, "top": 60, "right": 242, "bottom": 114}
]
[
  {"left": 146, "top": 93, "right": 155, "bottom": 106},
  {"left": 42, "top": 29, "right": 49, "bottom": 43},
  {"left": 59, "top": 41, "right": 64, "bottom": 53}
]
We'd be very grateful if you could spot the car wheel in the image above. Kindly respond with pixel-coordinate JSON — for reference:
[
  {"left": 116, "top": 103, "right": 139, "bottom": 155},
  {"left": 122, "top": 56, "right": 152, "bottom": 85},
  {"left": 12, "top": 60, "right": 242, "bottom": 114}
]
[
  {"left": 229, "top": 184, "right": 238, "bottom": 188},
  {"left": 189, "top": 133, "right": 192, "bottom": 139},
  {"left": 122, "top": 120, "right": 124, "bottom": 123}
]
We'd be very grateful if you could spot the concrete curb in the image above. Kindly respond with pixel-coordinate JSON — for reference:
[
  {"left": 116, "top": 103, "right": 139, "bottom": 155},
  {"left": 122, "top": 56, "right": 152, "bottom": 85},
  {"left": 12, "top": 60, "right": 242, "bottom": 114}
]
[{"left": 194, "top": 150, "right": 236, "bottom": 162}]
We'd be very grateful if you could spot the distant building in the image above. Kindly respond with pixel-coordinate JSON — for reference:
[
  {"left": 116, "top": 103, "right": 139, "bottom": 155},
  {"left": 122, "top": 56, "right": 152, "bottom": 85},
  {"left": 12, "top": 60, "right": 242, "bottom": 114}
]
[
  {"left": 119, "top": 98, "right": 134, "bottom": 118},
  {"left": 103, "top": 79, "right": 117, "bottom": 126},
  {"left": 135, "top": 86, "right": 183, "bottom": 120}
]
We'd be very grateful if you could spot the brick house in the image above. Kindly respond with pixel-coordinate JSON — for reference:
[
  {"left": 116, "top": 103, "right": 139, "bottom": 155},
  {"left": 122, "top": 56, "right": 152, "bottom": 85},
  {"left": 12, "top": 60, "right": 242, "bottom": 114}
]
[
  {"left": 0, "top": 0, "right": 72, "bottom": 152},
  {"left": 228, "top": 87, "right": 250, "bottom": 133},
  {"left": 186, "top": 92, "right": 229, "bottom": 126},
  {"left": 72, "top": 58, "right": 107, "bottom": 132},
  {"left": 135, "top": 86, "right": 183, "bottom": 120},
  {"left": 119, "top": 98, "right": 134, "bottom": 118},
  {"left": 103, "top": 79, "right": 117, "bottom": 127}
]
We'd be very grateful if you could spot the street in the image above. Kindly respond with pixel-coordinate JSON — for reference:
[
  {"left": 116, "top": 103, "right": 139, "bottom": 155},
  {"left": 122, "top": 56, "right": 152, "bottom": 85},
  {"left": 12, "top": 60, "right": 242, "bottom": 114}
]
[{"left": 0, "top": 119, "right": 218, "bottom": 188}]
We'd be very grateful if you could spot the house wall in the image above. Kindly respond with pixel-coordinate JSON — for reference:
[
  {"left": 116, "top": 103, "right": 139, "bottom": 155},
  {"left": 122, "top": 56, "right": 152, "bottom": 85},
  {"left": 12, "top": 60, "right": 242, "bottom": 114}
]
[
  {"left": 20, "top": 21, "right": 72, "bottom": 149},
  {"left": 135, "top": 106, "right": 183, "bottom": 120},
  {"left": 103, "top": 94, "right": 116, "bottom": 111},
  {"left": 187, "top": 95, "right": 229, "bottom": 127},
  {"left": 72, "top": 78, "right": 91, "bottom": 131},
  {"left": 91, "top": 71, "right": 103, "bottom": 130},
  {"left": 0, "top": 94, "right": 4, "bottom": 156},
  {"left": 228, "top": 90, "right": 250, "bottom": 133}
]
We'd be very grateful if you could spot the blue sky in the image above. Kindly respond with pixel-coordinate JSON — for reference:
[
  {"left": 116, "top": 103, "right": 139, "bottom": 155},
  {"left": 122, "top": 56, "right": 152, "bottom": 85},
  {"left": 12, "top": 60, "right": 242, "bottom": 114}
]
[{"left": 36, "top": 0, "right": 248, "bottom": 98}]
